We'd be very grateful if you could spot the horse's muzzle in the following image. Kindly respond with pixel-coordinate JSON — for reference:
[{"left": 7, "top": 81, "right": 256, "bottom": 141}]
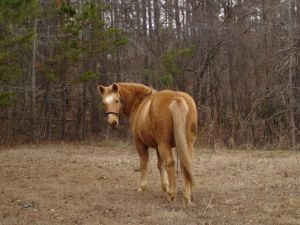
[
  {"left": 110, "top": 120, "right": 118, "bottom": 129},
  {"left": 107, "top": 114, "right": 119, "bottom": 129}
]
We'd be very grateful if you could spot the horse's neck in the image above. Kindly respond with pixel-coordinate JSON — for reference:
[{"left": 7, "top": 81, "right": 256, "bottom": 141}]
[{"left": 119, "top": 84, "right": 153, "bottom": 119}]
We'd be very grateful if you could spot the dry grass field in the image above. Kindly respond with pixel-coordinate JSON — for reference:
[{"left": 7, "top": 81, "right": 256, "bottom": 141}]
[{"left": 0, "top": 142, "right": 300, "bottom": 225}]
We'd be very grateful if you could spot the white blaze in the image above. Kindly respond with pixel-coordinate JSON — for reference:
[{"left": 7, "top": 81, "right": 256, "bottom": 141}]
[{"left": 104, "top": 95, "right": 114, "bottom": 104}]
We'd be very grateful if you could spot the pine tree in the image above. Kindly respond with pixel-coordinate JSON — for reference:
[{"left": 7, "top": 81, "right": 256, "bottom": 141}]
[{"left": 0, "top": 0, "right": 39, "bottom": 106}]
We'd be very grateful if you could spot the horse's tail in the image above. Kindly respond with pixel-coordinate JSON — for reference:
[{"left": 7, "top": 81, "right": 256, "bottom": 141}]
[{"left": 169, "top": 97, "right": 194, "bottom": 187}]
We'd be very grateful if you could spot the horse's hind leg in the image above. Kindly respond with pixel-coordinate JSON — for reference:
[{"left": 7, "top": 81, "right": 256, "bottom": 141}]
[
  {"left": 182, "top": 144, "right": 195, "bottom": 206},
  {"left": 156, "top": 149, "right": 169, "bottom": 193},
  {"left": 157, "top": 144, "right": 176, "bottom": 202},
  {"left": 135, "top": 140, "right": 149, "bottom": 192},
  {"left": 182, "top": 165, "right": 192, "bottom": 205}
]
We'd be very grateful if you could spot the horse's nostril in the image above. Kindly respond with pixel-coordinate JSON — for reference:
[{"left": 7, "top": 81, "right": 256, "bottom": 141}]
[{"left": 111, "top": 120, "right": 117, "bottom": 128}]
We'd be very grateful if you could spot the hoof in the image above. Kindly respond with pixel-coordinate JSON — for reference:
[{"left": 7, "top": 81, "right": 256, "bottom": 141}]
[
  {"left": 184, "top": 199, "right": 195, "bottom": 207},
  {"left": 162, "top": 185, "right": 169, "bottom": 193},
  {"left": 167, "top": 193, "right": 176, "bottom": 202},
  {"left": 137, "top": 187, "right": 146, "bottom": 192}
]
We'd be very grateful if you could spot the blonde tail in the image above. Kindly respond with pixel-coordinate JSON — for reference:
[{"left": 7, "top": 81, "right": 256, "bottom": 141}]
[{"left": 169, "top": 97, "right": 194, "bottom": 186}]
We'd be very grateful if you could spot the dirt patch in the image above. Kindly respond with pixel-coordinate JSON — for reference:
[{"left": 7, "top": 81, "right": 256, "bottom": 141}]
[{"left": 0, "top": 144, "right": 299, "bottom": 225}]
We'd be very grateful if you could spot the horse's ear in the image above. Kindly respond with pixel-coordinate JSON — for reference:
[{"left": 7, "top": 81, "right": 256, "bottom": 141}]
[
  {"left": 112, "top": 83, "right": 119, "bottom": 93},
  {"left": 98, "top": 85, "right": 105, "bottom": 95}
]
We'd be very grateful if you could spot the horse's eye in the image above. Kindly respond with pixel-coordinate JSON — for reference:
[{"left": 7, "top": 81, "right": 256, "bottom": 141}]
[{"left": 115, "top": 99, "right": 119, "bottom": 103}]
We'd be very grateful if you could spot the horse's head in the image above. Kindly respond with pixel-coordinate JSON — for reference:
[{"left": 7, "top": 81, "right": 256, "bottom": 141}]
[{"left": 98, "top": 83, "right": 122, "bottom": 128}]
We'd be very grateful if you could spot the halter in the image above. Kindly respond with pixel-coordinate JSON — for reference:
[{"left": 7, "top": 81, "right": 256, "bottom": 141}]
[
  {"left": 105, "top": 111, "right": 120, "bottom": 117},
  {"left": 104, "top": 98, "right": 124, "bottom": 118}
]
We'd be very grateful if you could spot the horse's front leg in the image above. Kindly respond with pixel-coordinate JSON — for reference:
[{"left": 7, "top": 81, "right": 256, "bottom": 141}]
[{"left": 135, "top": 140, "right": 149, "bottom": 192}]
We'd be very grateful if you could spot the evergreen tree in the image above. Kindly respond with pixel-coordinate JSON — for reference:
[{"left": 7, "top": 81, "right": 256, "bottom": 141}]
[{"left": 0, "top": 0, "right": 39, "bottom": 106}]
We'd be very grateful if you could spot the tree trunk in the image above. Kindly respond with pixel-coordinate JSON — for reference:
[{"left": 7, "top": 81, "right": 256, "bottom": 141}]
[
  {"left": 287, "top": 0, "right": 296, "bottom": 150},
  {"left": 174, "top": 0, "right": 181, "bottom": 41},
  {"left": 31, "top": 18, "right": 38, "bottom": 142}
]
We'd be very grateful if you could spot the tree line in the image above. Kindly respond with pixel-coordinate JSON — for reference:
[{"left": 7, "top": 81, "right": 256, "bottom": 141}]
[{"left": 0, "top": 0, "right": 299, "bottom": 149}]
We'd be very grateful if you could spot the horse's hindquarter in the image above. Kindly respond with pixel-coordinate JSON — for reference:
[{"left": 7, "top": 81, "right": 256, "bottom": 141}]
[
  {"left": 177, "top": 91, "right": 198, "bottom": 145},
  {"left": 149, "top": 92, "right": 175, "bottom": 146},
  {"left": 151, "top": 90, "right": 197, "bottom": 146},
  {"left": 132, "top": 92, "right": 174, "bottom": 148},
  {"left": 132, "top": 90, "right": 197, "bottom": 148}
]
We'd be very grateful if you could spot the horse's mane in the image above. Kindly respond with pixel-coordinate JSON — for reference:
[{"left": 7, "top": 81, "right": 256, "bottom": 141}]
[
  {"left": 117, "top": 83, "right": 156, "bottom": 117},
  {"left": 118, "top": 83, "right": 156, "bottom": 95}
]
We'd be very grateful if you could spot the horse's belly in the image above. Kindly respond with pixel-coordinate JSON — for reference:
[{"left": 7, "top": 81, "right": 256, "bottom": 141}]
[
  {"left": 140, "top": 134, "right": 157, "bottom": 148},
  {"left": 137, "top": 127, "right": 157, "bottom": 148}
]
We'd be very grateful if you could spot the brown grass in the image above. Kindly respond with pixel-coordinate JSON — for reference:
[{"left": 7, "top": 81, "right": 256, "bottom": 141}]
[{"left": 0, "top": 143, "right": 299, "bottom": 225}]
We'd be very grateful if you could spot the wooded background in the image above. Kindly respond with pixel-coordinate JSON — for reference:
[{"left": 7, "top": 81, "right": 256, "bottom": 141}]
[{"left": 0, "top": 0, "right": 299, "bottom": 149}]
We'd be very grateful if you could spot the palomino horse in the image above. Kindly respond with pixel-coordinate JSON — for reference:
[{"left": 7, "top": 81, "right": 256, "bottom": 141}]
[{"left": 98, "top": 83, "right": 197, "bottom": 205}]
